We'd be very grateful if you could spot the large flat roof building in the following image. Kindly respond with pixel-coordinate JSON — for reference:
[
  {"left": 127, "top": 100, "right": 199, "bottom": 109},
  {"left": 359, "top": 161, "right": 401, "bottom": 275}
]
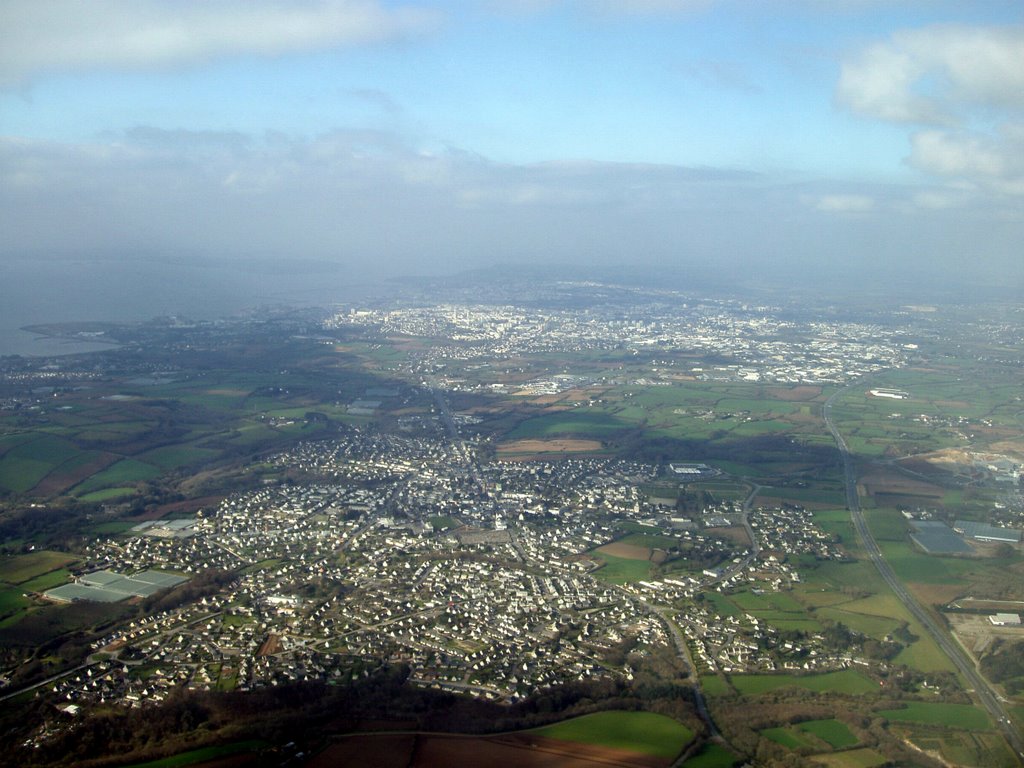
[{"left": 954, "top": 520, "right": 1022, "bottom": 544}]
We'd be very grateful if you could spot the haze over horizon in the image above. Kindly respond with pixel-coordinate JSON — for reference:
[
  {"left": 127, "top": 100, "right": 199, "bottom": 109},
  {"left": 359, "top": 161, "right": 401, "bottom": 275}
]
[{"left": 2, "top": 0, "right": 1023, "bottom": 305}]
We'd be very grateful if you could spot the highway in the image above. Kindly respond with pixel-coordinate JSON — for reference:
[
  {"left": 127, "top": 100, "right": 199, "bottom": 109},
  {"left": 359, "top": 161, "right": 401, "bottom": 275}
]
[{"left": 823, "top": 388, "right": 1024, "bottom": 758}]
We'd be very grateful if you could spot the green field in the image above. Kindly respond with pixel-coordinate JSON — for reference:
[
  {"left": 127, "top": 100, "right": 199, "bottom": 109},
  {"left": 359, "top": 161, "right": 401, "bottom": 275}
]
[
  {"left": 79, "top": 487, "right": 137, "bottom": 502},
  {"left": 136, "top": 445, "right": 219, "bottom": 470},
  {"left": 125, "top": 740, "right": 268, "bottom": 768},
  {"left": 534, "top": 711, "right": 693, "bottom": 759},
  {"left": 730, "top": 670, "right": 877, "bottom": 696},
  {"left": 0, "top": 551, "right": 78, "bottom": 584},
  {"left": 20, "top": 568, "right": 72, "bottom": 592},
  {"left": 0, "top": 587, "right": 32, "bottom": 618},
  {"left": 700, "top": 674, "right": 732, "bottom": 697},
  {"left": 86, "top": 521, "right": 138, "bottom": 535},
  {"left": 509, "top": 411, "right": 632, "bottom": 439},
  {"left": 903, "top": 728, "right": 1021, "bottom": 768},
  {"left": 72, "top": 458, "right": 162, "bottom": 495},
  {"left": 757, "top": 487, "right": 846, "bottom": 506},
  {"left": 712, "top": 589, "right": 823, "bottom": 633},
  {"left": 877, "top": 701, "right": 991, "bottom": 730},
  {"left": 618, "top": 532, "right": 678, "bottom": 549},
  {"left": 761, "top": 726, "right": 815, "bottom": 750},
  {"left": 877, "top": 539, "right": 980, "bottom": 586},
  {"left": 591, "top": 552, "right": 651, "bottom": 584},
  {"left": 681, "top": 743, "right": 739, "bottom": 767},
  {"left": 810, "top": 747, "right": 887, "bottom": 768},
  {"left": 0, "top": 434, "right": 84, "bottom": 493},
  {"left": 798, "top": 719, "right": 858, "bottom": 749},
  {"left": 704, "top": 592, "right": 742, "bottom": 618}
]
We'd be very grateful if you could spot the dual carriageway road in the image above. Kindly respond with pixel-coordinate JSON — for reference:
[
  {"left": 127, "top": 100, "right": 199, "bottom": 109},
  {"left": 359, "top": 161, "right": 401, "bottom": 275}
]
[{"left": 824, "top": 388, "right": 1023, "bottom": 758}]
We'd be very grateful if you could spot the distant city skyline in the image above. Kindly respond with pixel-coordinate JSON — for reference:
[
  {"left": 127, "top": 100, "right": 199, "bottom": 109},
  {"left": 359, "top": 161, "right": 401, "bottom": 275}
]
[{"left": 2, "top": 1, "right": 1022, "bottom": 290}]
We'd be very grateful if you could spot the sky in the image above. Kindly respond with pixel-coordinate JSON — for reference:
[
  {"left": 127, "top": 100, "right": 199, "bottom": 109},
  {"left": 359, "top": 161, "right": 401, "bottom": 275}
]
[{"left": 1, "top": 0, "right": 1023, "bottom": 300}]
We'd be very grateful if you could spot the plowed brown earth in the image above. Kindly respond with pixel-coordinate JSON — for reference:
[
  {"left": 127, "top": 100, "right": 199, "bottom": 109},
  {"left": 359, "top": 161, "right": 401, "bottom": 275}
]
[
  {"left": 146, "top": 495, "right": 226, "bottom": 520},
  {"left": 766, "top": 385, "right": 822, "bottom": 401},
  {"left": 309, "top": 734, "right": 417, "bottom": 768},
  {"left": 531, "top": 394, "right": 567, "bottom": 405},
  {"left": 256, "top": 634, "right": 282, "bottom": 656},
  {"left": 309, "top": 734, "right": 671, "bottom": 768},
  {"left": 597, "top": 543, "right": 650, "bottom": 560},
  {"left": 860, "top": 467, "right": 945, "bottom": 498},
  {"left": 497, "top": 439, "right": 604, "bottom": 454},
  {"left": 712, "top": 526, "right": 752, "bottom": 546},
  {"left": 192, "top": 755, "right": 259, "bottom": 768},
  {"left": 32, "top": 452, "right": 119, "bottom": 496}
]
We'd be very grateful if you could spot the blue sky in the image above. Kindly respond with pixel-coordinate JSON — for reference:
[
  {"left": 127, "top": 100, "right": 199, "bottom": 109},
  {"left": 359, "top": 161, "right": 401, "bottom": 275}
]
[{"left": 1, "top": 0, "right": 1023, "bottom": 291}]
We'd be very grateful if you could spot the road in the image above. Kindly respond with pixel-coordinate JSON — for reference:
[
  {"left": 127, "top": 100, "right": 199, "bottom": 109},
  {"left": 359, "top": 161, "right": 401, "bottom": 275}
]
[
  {"left": 429, "top": 384, "right": 485, "bottom": 495},
  {"left": 704, "top": 481, "right": 760, "bottom": 588},
  {"left": 0, "top": 610, "right": 222, "bottom": 703},
  {"left": 0, "top": 660, "right": 97, "bottom": 703},
  {"left": 824, "top": 388, "right": 1024, "bottom": 758}
]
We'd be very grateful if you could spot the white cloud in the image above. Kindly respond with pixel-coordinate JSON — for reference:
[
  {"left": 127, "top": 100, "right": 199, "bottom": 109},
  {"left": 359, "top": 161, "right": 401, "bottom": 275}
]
[
  {"left": 837, "top": 42, "right": 939, "bottom": 123},
  {"left": 839, "top": 24, "right": 1024, "bottom": 203},
  {"left": 909, "top": 130, "right": 1011, "bottom": 179},
  {"left": 910, "top": 188, "right": 969, "bottom": 211},
  {"left": 906, "top": 127, "right": 1024, "bottom": 197},
  {"left": 814, "top": 194, "right": 874, "bottom": 212},
  {"left": 486, "top": 0, "right": 712, "bottom": 16},
  {"left": 0, "top": 0, "right": 438, "bottom": 87},
  {"left": 838, "top": 24, "right": 1024, "bottom": 124}
]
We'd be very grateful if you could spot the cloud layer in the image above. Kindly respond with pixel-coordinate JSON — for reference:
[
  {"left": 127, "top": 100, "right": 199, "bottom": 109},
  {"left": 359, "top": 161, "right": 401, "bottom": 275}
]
[
  {"left": 2, "top": 129, "right": 1021, "bottom": 289},
  {"left": 0, "top": 0, "right": 436, "bottom": 87}
]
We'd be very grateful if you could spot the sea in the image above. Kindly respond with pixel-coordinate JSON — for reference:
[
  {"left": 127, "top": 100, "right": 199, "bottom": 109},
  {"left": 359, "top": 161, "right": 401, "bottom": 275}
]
[{"left": 0, "top": 257, "right": 388, "bottom": 357}]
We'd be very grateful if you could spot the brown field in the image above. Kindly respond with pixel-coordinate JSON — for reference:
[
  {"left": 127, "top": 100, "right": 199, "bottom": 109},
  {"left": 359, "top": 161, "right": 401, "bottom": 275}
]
[
  {"left": 563, "top": 388, "right": 606, "bottom": 402},
  {"left": 256, "top": 634, "right": 282, "bottom": 657},
  {"left": 150, "top": 494, "right": 226, "bottom": 518},
  {"left": 783, "top": 411, "right": 823, "bottom": 425},
  {"left": 860, "top": 467, "right": 945, "bottom": 498},
  {"left": 497, "top": 439, "right": 604, "bottom": 454},
  {"left": 953, "top": 598, "right": 1024, "bottom": 612},
  {"left": 310, "top": 734, "right": 670, "bottom": 768},
  {"left": 897, "top": 458, "right": 955, "bottom": 479},
  {"left": 712, "top": 526, "right": 753, "bottom": 547},
  {"left": 873, "top": 493, "right": 944, "bottom": 509},
  {"left": 530, "top": 394, "right": 567, "bottom": 405},
  {"left": 905, "top": 582, "right": 963, "bottom": 607},
  {"left": 598, "top": 542, "right": 651, "bottom": 560},
  {"left": 989, "top": 440, "right": 1024, "bottom": 460},
  {"left": 948, "top": 613, "right": 1024, "bottom": 662},
  {"left": 767, "top": 385, "right": 822, "bottom": 401},
  {"left": 309, "top": 734, "right": 417, "bottom": 768},
  {"left": 30, "top": 451, "right": 119, "bottom": 496},
  {"left": 810, "top": 747, "right": 887, "bottom": 768}
]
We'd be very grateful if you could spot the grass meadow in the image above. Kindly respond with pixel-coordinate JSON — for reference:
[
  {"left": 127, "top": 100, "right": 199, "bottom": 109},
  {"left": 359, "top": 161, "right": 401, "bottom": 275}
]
[{"left": 534, "top": 711, "right": 694, "bottom": 759}]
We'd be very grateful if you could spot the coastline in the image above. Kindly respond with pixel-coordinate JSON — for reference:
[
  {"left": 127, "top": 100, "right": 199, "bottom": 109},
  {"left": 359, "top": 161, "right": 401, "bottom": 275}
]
[{"left": 2, "top": 325, "right": 122, "bottom": 358}]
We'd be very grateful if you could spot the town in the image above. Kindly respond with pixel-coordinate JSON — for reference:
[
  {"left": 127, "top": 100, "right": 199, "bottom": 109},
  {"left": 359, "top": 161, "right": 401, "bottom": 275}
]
[{"left": 35, "top": 426, "right": 858, "bottom": 727}]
